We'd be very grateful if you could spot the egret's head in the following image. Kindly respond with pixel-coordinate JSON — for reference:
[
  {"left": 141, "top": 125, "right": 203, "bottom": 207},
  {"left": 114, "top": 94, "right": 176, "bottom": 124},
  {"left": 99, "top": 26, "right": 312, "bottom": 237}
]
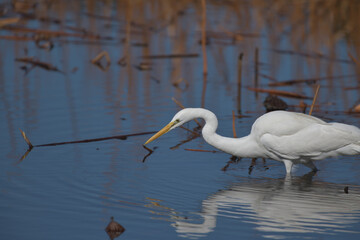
[{"left": 144, "top": 108, "right": 195, "bottom": 145}]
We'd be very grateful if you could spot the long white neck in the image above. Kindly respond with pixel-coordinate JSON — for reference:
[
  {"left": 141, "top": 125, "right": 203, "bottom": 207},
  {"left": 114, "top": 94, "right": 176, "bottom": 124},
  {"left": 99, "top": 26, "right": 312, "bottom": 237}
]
[{"left": 192, "top": 108, "right": 262, "bottom": 158}]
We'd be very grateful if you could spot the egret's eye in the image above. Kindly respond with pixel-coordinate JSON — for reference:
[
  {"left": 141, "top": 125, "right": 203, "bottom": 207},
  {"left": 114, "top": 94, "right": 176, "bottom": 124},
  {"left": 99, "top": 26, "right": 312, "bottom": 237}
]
[{"left": 175, "top": 119, "right": 180, "bottom": 123}]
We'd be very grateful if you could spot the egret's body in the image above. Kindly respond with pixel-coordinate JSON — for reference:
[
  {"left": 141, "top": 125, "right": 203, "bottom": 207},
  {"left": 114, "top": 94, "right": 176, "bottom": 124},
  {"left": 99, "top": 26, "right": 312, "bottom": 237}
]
[{"left": 145, "top": 108, "right": 360, "bottom": 174}]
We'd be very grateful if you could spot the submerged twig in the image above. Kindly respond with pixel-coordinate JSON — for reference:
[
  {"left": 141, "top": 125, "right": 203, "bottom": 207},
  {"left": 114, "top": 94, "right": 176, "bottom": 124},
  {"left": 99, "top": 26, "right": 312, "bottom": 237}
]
[
  {"left": 184, "top": 148, "right": 218, "bottom": 153},
  {"left": 0, "top": 17, "right": 20, "bottom": 27},
  {"left": 248, "top": 88, "right": 311, "bottom": 99},
  {"left": 3, "top": 25, "right": 113, "bottom": 40},
  {"left": 15, "top": 57, "right": 63, "bottom": 73},
  {"left": 18, "top": 130, "right": 157, "bottom": 163},
  {"left": 171, "top": 97, "right": 185, "bottom": 109},
  {"left": 35, "top": 131, "right": 157, "bottom": 147},
  {"left": 271, "top": 48, "right": 353, "bottom": 64},
  {"left": 20, "top": 129, "right": 33, "bottom": 150},
  {"left": 172, "top": 78, "right": 189, "bottom": 91},
  {"left": 170, "top": 135, "right": 198, "bottom": 150},
  {"left": 309, "top": 84, "right": 320, "bottom": 116},
  {"left": 17, "top": 148, "right": 32, "bottom": 165},
  {"left": 348, "top": 52, "right": 360, "bottom": 66},
  {"left": 142, "top": 145, "right": 155, "bottom": 162},
  {"left": 268, "top": 74, "right": 357, "bottom": 87},
  {"left": 91, "top": 50, "right": 111, "bottom": 71},
  {"left": 179, "top": 126, "right": 200, "bottom": 136},
  {"left": 200, "top": 0, "right": 208, "bottom": 108},
  {"left": 248, "top": 158, "right": 257, "bottom": 175},
  {"left": 237, "top": 53, "right": 243, "bottom": 113},
  {"left": 142, "top": 53, "right": 199, "bottom": 59},
  {"left": 254, "top": 48, "right": 259, "bottom": 91},
  {"left": 232, "top": 111, "right": 237, "bottom": 138},
  {"left": 248, "top": 158, "right": 269, "bottom": 174},
  {"left": 221, "top": 156, "right": 241, "bottom": 171}
]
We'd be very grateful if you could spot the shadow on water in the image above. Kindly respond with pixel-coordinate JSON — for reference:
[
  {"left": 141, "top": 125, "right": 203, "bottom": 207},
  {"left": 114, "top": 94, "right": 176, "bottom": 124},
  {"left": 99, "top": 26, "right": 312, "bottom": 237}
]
[{"left": 155, "top": 173, "right": 360, "bottom": 239}]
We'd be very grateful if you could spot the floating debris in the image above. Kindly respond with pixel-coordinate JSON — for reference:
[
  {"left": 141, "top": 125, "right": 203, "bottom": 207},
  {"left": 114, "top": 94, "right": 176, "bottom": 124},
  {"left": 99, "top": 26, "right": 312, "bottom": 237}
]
[
  {"left": 184, "top": 148, "right": 218, "bottom": 153},
  {"left": 350, "top": 103, "right": 360, "bottom": 113},
  {"left": 237, "top": 53, "right": 244, "bottom": 113},
  {"left": 117, "top": 56, "right": 127, "bottom": 66},
  {"left": 142, "top": 53, "right": 199, "bottom": 59},
  {"left": 169, "top": 134, "right": 198, "bottom": 150},
  {"left": 4, "top": 25, "right": 113, "bottom": 40},
  {"left": 150, "top": 75, "right": 160, "bottom": 84},
  {"left": 271, "top": 48, "right": 354, "bottom": 64},
  {"left": 172, "top": 78, "right": 189, "bottom": 91},
  {"left": 232, "top": 110, "right": 237, "bottom": 137},
  {"left": 248, "top": 158, "right": 257, "bottom": 175},
  {"left": 142, "top": 145, "right": 155, "bottom": 162},
  {"left": 33, "top": 131, "right": 156, "bottom": 147},
  {"left": 268, "top": 75, "right": 357, "bottom": 87},
  {"left": 348, "top": 52, "right": 360, "bottom": 66},
  {"left": 308, "top": 84, "right": 320, "bottom": 116},
  {"left": 18, "top": 131, "right": 157, "bottom": 163},
  {"left": 71, "top": 67, "right": 78, "bottom": 73},
  {"left": 254, "top": 48, "right": 259, "bottom": 90},
  {"left": 0, "top": 17, "right": 20, "bottom": 27},
  {"left": 91, "top": 50, "right": 111, "bottom": 71},
  {"left": 135, "top": 62, "right": 152, "bottom": 71},
  {"left": 263, "top": 95, "right": 288, "bottom": 112},
  {"left": 15, "top": 57, "right": 63, "bottom": 74},
  {"left": 19, "top": 129, "right": 33, "bottom": 150},
  {"left": 248, "top": 87, "right": 311, "bottom": 99},
  {"left": 105, "top": 216, "right": 125, "bottom": 240},
  {"left": 35, "top": 36, "right": 54, "bottom": 51},
  {"left": 221, "top": 156, "right": 241, "bottom": 171},
  {"left": 299, "top": 101, "right": 308, "bottom": 113}
]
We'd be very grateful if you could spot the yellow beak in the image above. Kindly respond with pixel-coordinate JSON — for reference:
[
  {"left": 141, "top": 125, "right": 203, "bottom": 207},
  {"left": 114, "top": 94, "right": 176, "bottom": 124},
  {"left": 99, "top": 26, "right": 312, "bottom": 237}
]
[{"left": 144, "top": 121, "right": 176, "bottom": 145}]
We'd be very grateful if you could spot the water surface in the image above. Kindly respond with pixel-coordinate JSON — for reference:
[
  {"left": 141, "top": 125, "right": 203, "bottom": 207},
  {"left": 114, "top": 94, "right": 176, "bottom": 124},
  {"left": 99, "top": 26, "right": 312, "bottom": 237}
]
[{"left": 1, "top": 1, "right": 360, "bottom": 239}]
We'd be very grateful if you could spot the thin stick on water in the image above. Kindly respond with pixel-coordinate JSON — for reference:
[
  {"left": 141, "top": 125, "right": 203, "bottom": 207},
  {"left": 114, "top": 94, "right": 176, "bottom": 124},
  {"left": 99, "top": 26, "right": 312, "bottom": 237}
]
[
  {"left": 142, "top": 145, "right": 154, "bottom": 163},
  {"left": 254, "top": 48, "right": 259, "bottom": 98},
  {"left": 248, "top": 87, "right": 311, "bottom": 99},
  {"left": 232, "top": 111, "right": 237, "bottom": 138},
  {"left": 31, "top": 131, "right": 157, "bottom": 147},
  {"left": 348, "top": 52, "right": 360, "bottom": 66},
  {"left": 309, "top": 84, "right": 320, "bottom": 116},
  {"left": 18, "top": 130, "right": 157, "bottom": 163},
  {"left": 200, "top": 0, "right": 208, "bottom": 108},
  {"left": 237, "top": 53, "right": 243, "bottom": 113},
  {"left": 171, "top": 97, "right": 185, "bottom": 109},
  {"left": 201, "top": 0, "right": 208, "bottom": 76},
  {"left": 20, "top": 129, "right": 33, "bottom": 149},
  {"left": 19, "top": 131, "right": 155, "bottom": 149},
  {"left": 185, "top": 148, "right": 218, "bottom": 153},
  {"left": 179, "top": 126, "right": 201, "bottom": 136},
  {"left": 124, "top": 0, "right": 132, "bottom": 67}
]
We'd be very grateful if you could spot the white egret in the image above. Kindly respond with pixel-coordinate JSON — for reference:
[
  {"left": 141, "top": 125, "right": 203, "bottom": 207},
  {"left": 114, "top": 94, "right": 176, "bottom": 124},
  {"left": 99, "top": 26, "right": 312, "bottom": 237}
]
[{"left": 144, "top": 108, "right": 360, "bottom": 174}]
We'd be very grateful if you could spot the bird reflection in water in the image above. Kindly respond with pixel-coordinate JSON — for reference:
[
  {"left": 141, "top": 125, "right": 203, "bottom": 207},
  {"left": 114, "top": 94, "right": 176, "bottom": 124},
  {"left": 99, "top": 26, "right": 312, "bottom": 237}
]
[{"left": 150, "top": 173, "right": 360, "bottom": 239}]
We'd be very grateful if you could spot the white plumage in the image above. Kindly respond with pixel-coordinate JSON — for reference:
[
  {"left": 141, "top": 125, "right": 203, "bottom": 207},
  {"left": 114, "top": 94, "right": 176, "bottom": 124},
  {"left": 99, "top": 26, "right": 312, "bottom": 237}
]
[{"left": 145, "top": 108, "right": 360, "bottom": 174}]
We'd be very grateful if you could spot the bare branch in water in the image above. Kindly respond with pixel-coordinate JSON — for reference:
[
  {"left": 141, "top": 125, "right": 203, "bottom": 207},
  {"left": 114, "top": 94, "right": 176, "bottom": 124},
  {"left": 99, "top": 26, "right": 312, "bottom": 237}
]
[
  {"left": 248, "top": 88, "right": 311, "bottom": 99},
  {"left": 142, "top": 145, "right": 155, "bottom": 162}
]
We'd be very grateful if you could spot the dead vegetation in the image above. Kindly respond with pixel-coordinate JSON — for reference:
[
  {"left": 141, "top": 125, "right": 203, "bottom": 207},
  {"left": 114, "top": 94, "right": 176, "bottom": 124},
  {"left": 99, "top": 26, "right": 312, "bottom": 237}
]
[{"left": 4, "top": 0, "right": 358, "bottom": 172}]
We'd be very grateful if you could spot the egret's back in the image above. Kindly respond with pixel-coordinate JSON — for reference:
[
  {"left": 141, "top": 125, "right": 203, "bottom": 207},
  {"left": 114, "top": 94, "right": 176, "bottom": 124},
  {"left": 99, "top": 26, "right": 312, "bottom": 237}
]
[
  {"left": 252, "top": 111, "right": 360, "bottom": 162},
  {"left": 250, "top": 111, "right": 326, "bottom": 137}
]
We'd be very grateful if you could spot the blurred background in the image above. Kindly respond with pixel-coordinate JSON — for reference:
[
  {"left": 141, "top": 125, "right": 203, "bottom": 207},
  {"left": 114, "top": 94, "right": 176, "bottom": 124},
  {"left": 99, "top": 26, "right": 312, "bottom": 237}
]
[{"left": 1, "top": 0, "right": 360, "bottom": 239}]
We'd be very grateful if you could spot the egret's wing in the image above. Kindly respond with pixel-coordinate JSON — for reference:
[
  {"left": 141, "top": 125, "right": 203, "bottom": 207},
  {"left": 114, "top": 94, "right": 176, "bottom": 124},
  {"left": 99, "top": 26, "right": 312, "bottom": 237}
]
[{"left": 260, "top": 123, "right": 360, "bottom": 160}]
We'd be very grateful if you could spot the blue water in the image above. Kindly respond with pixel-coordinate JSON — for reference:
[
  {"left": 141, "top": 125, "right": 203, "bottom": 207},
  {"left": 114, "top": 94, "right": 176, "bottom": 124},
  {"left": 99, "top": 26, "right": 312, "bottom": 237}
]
[{"left": 1, "top": 1, "right": 360, "bottom": 239}]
